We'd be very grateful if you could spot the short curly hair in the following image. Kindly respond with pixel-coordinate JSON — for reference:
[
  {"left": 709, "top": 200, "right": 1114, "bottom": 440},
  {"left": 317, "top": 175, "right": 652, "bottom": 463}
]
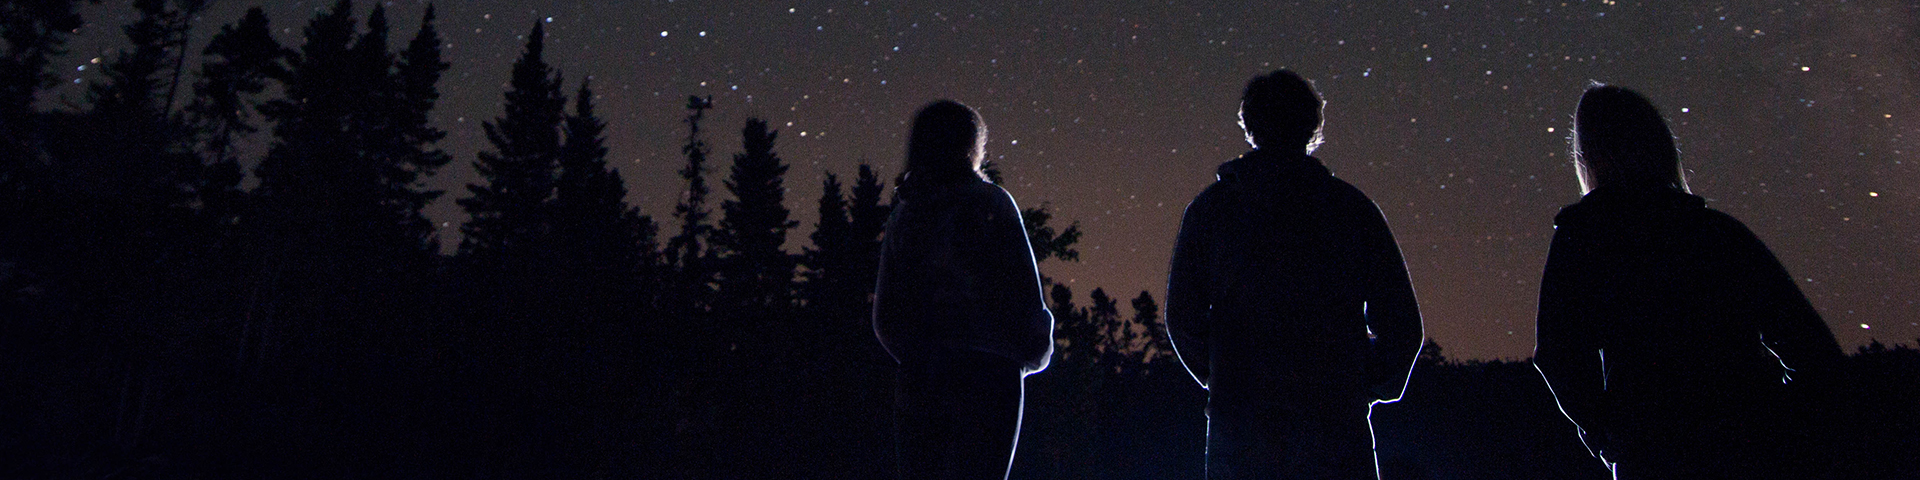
[{"left": 1239, "top": 69, "right": 1324, "bottom": 153}]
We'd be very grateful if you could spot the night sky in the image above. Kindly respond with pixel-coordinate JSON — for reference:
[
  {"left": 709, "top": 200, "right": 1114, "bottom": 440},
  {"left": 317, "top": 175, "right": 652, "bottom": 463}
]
[{"left": 57, "top": 0, "right": 1920, "bottom": 360}]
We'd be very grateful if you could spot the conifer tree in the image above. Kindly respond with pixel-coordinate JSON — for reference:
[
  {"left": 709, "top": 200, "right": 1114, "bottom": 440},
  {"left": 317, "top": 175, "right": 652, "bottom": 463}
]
[
  {"left": 458, "top": 21, "right": 565, "bottom": 268},
  {"left": 1088, "top": 287, "right": 1126, "bottom": 356},
  {"left": 845, "top": 164, "right": 889, "bottom": 302},
  {"left": 60, "top": 0, "right": 199, "bottom": 206},
  {"left": 715, "top": 118, "right": 798, "bottom": 314},
  {"left": 386, "top": 3, "right": 453, "bottom": 248},
  {"left": 553, "top": 78, "right": 655, "bottom": 293},
  {"left": 1131, "top": 291, "right": 1170, "bottom": 361},
  {"left": 1051, "top": 283, "right": 1097, "bottom": 364},
  {"left": 249, "top": 0, "right": 448, "bottom": 370},
  {"left": 187, "top": 7, "right": 283, "bottom": 223},
  {"left": 799, "top": 171, "right": 850, "bottom": 313},
  {"left": 254, "top": 0, "right": 369, "bottom": 245},
  {"left": 664, "top": 95, "right": 715, "bottom": 311}
]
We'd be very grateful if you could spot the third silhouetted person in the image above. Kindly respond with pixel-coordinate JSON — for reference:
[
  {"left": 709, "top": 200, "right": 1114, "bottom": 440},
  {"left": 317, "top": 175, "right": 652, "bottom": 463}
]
[
  {"left": 1533, "top": 83, "right": 1845, "bottom": 480},
  {"left": 1166, "top": 69, "right": 1425, "bottom": 480}
]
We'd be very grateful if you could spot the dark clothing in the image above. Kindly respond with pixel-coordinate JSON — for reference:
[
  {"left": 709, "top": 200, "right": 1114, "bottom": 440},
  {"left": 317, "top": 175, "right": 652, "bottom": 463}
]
[
  {"left": 874, "top": 177, "right": 1054, "bottom": 373},
  {"left": 895, "top": 352, "right": 1024, "bottom": 480},
  {"left": 1166, "top": 149, "right": 1424, "bottom": 479},
  {"left": 874, "top": 176, "right": 1052, "bottom": 480},
  {"left": 1533, "top": 186, "right": 1844, "bottom": 479}
]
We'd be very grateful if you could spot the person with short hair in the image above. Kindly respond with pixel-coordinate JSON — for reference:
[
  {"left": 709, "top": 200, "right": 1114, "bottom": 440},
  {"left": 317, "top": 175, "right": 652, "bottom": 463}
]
[{"left": 1166, "top": 69, "right": 1425, "bottom": 480}]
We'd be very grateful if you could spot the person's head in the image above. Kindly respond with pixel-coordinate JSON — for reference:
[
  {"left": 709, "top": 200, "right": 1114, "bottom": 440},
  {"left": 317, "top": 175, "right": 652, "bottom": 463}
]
[
  {"left": 1238, "top": 69, "right": 1325, "bottom": 154},
  {"left": 1571, "top": 83, "right": 1688, "bottom": 195},
  {"left": 905, "top": 99, "right": 988, "bottom": 183}
]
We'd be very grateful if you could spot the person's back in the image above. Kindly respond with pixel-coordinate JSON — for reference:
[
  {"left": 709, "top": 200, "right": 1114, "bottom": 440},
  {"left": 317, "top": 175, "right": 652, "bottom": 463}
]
[
  {"left": 1166, "top": 69, "right": 1423, "bottom": 480},
  {"left": 873, "top": 100, "right": 1052, "bottom": 480},
  {"left": 1185, "top": 150, "right": 1398, "bottom": 404},
  {"left": 1533, "top": 84, "right": 1843, "bottom": 480}
]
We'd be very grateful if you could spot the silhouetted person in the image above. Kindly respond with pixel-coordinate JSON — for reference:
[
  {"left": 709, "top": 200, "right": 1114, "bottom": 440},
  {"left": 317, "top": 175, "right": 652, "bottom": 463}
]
[
  {"left": 1534, "top": 84, "right": 1845, "bottom": 480},
  {"left": 873, "top": 100, "right": 1054, "bottom": 480},
  {"left": 1166, "top": 70, "right": 1424, "bottom": 480}
]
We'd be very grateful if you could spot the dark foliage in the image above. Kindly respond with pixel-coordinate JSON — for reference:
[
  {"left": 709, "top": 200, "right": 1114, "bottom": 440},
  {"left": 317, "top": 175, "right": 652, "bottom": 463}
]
[
  {"left": 459, "top": 20, "right": 563, "bottom": 267},
  {"left": 1, "top": 4, "right": 1915, "bottom": 479},
  {"left": 714, "top": 117, "right": 799, "bottom": 318}
]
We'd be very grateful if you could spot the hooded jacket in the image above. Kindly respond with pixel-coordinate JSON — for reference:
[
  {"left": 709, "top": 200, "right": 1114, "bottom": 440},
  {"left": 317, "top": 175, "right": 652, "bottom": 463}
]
[
  {"left": 1165, "top": 149, "right": 1424, "bottom": 404},
  {"left": 873, "top": 177, "right": 1054, "bottom": 375},
  {"left": 1533, "top": 186, "right": 1844, "bottom": 458}
]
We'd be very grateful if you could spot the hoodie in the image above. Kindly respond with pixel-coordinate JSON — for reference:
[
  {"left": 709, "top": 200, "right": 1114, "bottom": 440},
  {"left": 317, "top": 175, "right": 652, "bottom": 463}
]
[
  {"left": 873, "top": 177, "right": 1055, "bottom": 375},
  {"left": 1165, "top": 148, "right": 1424, "bottom": 404}
]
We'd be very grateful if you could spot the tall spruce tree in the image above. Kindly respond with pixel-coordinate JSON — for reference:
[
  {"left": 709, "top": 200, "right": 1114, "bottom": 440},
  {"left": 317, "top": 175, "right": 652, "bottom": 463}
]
[
  {"left": 552, "top": 78, "right": 655, "bottom": 301},
  {"left": 389, "top": 3, "right": 452, "bottom": 248},
  {"left": 845, "top": 163, "right": 889, "bottom": 306},
  {"left": 254, "top": 0, "right": 370, "bottom": 249},
  {"left": 799, "top": 171, "right": 850, "bottom": 315},
  {"left": 187, "top": 7, "right": 283, "bottom": 225},
  {"left": 249, "top": 0, "right": 447, "bottom": 373},
  {"left": 715, "top": 118, "right": 797, "bottom": 315},
  {"left": 665, "top": 95, "right": 715, "bottom": 313},
  {"left": 458, "top": 21, "right": 564, "bottom": 268}
]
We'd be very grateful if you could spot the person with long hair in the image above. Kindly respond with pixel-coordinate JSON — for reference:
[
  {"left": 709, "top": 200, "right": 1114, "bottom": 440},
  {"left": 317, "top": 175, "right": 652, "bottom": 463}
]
[
  {"left": 1165, "top": 69, "right": 1424, "bottom": 480},
  {"left": 873, "top": 100, "right": 1053, "bottom": 480},
  {"left": 1534, "top": 83, "right": 1844, "bottom": 479}
]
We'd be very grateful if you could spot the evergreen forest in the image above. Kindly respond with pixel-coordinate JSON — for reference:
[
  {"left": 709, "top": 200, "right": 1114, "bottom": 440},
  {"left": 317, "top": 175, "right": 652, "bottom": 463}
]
[{"left": 2, "top": 2, "right": 1914, "bottom": 478}]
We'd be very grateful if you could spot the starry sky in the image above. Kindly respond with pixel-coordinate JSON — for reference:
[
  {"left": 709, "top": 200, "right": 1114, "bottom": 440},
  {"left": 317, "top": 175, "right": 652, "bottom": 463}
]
[{"left": 57, "top": 0, "right": 1920, "bottom": 360}]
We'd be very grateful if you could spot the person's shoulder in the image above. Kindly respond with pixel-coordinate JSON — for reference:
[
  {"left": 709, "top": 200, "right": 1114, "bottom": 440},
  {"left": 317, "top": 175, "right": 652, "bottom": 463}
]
[
  {"left": 952, "top": 179, "right": 1022, "bottom": 217},
  {"left": 1319, "top": 174, "right": 1390, "bottom": 217},
  {"left": 1693, "top": 205, "right": 1765, "bottom": 246}
]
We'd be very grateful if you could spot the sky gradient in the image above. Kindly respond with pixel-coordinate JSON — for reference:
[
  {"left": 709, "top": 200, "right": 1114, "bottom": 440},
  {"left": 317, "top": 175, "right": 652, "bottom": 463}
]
[{"left": 57, "top": 0, "right": 1920, "bottom": 360}]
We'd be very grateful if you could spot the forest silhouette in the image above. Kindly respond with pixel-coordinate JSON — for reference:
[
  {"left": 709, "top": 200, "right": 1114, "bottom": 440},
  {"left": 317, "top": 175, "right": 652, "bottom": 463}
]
[{"left": 1, "top": 2, "right": 1914, "bottom": 479}]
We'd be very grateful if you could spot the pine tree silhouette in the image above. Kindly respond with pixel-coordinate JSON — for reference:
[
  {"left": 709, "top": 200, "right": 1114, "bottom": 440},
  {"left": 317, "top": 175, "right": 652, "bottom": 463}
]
[
  {"left": 799, "top": 171, "right": 852, "bottom": 316},
  {"left": 552, "top": 78, "right": 656, "bottom": 310},
  {"left": 248, "top": 0, "right": 449, "bottom": 390},
  {"left": 459, "top": 21, "right": 564, "bottom": 269},
  {"left": 1131, "top": 291, "right": 1171, "bottom": 361},
  {"left": 186, "top": 7, "right": 283, "bottom": 227},
  {"left": 715, "top": 118, "right": 798, "bottom": 317},
  {"left": 845, "top": 163, "right": 890, "bottom": 311},
  {"left": 665, "top": 95, "right": 716, "bottom": 313}
]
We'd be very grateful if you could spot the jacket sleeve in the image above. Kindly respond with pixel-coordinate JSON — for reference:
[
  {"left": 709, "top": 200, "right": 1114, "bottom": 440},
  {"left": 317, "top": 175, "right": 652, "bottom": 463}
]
[
  {"left": 1356, "top": 200, "right": 1423, "bottom": 403},
  {"left": 1723, "top": 219, "right": 1843, "bottom": 382},
  {"left": 1165, "top": 195, "right": 1214, "bottom": 387},
  {"left": 986, "top": 188, "right": 1055, "bottom": 375},
  {"left": 1533, "top": 225, "right": 1609, "bottom": 458},
  {"left": 871, "top": 204, "right": 918, "bottom": 365}
]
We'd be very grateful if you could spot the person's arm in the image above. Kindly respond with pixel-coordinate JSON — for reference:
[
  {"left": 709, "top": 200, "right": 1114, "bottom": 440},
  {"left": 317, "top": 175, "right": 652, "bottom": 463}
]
[
  {"left": 872, "top": 204, "right": 916, "bottom": 365},
  {"left": 1722, "top": 217, "right": 1843, "bottom": 382},
  {"left": 1356, "top": 200, "right": 1423, "bottom": 403},
  {"left": 1165, "top": 194, "right": 1214, "bottom": 387},
  {"left": 1533, "top": 226, "right": 1609, "bottom": 458},
  {"left": 984, "top": 187, "right": 1055, "bottom": 375}
]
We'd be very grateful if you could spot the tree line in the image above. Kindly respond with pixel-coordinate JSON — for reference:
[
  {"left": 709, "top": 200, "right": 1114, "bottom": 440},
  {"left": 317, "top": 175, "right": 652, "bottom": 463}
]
[
  {"left": 0, "top": 1, "right": 1162, "bottom": 477},
  {"left": 2, "top": 1, "right": 1914, "bottom": 479}
]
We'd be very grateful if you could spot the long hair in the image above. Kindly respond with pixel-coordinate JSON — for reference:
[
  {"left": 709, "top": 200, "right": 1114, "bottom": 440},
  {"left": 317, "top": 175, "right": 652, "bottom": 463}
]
[
  {"left": 903, "top": 100, "right": 988, "bottom": 187},
  {"left": 1571, "top": 83, "right": 1688, "bottom": 194},
  {"left": 1238, "top": 69, "right": 1325, "bottom": 154}
]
